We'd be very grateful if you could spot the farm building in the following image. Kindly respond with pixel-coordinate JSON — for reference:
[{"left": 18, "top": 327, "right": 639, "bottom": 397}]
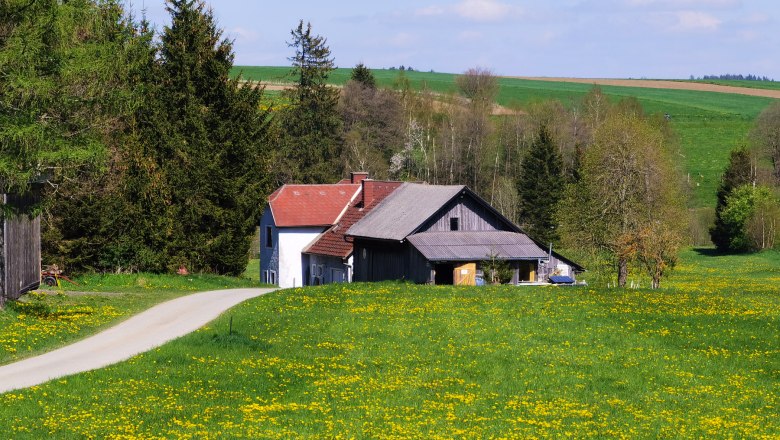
[
  {"left": 259, "top": 172, "right": 401, "bottom": 288},
  {"left": 347, "top": 183, "right": 583, "bottom": 285},
  {"left": 1, "top": 192, "right": 41, "bottom": 305}
]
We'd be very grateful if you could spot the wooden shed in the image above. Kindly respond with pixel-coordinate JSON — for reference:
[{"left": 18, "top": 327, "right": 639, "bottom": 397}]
[
  {"left": 347, "top": 183, "right": 583, "bottom": 285},
  {"left": 1, "top": 192, "right": 41, "bottom": 305}
]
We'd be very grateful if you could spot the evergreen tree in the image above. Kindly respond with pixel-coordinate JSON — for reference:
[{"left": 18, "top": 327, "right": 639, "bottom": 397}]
[
  {"left": 350, "top": 63, "right": 376, "bottom": 89},
  {"left": 516, "top": 127, "right": 565, "bottom": 244},
  {"left": 710, "top": 147, "right": 755, "bottom": 251},
  {"left": 0, "top": 0, "right": 122, "bottom": 195},
  {"left": 276, "top": 20, "right": 342, "bottom": 183},
  {"left": 143, "top": 0, "right": 272, "bottom": 275}
]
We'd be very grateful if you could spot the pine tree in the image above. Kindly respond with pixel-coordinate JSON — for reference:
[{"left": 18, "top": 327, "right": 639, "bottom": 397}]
[
  {"left": 276, "top": 20, "right": 342, "bottom": 183},
  {"left": 516, "top": 127, "right": 565, "bottom": 244},
  {"left": 350, "top": 63, "right": 376, "bottom": 89},
  {"left": 710, "top": 147, "right": 755, "bottom": 251}
]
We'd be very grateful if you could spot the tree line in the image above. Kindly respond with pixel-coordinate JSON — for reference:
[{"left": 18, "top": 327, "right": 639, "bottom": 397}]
[
  {"left": 2, "top": 0, "right": 691, "bottom": 288},
  {"left": 690, "top": 74, "right": 775, "bottom": 82}
]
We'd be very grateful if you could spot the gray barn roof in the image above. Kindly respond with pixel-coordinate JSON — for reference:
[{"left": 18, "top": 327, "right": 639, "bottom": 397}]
[
  {"left": 347, "top": 183, "right": 465, "bottom": 241},
  {"left": 407, "top": 231, "right": 548, "bottom": 262}
]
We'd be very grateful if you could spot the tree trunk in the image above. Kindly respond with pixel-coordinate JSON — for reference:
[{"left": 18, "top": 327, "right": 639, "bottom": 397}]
[
  {"left": 618, "top": 257, "right": 628, "bottom": 287},
  {"left": 651, "top": 275, "right": 660, "bottom": 289}
]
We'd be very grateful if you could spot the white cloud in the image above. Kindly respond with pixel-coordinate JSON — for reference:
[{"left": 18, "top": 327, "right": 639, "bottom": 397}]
[
  {"left": 670, "top": 11, "right": 722, "bottom": 31},
  {"left": 228, "top": 27, "right": 259, "bottom": 43},
  {"left": 455, "top": 0, "right": 521, "bottom": 22},
  {"left": 389, "top": 32, "right": 417, "bottom": 47},
  {"left": 457, "top": 30, "right": 484, "bottom": 41},
  {"left": 625, "top": 0, "right": 738, "bottom": 8},
  {"left": 415, "top": 5, "right": 446, "bottom": 17},
  {"left": 413, "top": 0, "right": 521, "bottom": 23}
]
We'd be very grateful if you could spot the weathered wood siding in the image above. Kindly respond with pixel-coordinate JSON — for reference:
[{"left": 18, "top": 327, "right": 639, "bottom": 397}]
[
  {"left": 353, "top": 239, "right": 430, "bottom": 283},
  {"left": 420, "top": 196, "right": 510, "bottom": 233},
  {"left": 1, "top": 193, "right": 41, "bottom": 300}
]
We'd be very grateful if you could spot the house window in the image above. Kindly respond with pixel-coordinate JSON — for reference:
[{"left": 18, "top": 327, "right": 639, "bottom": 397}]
[
  {"left": 265, "top": 226, "right": 273, "bottom": 248},
  {"left": 450, "top": 217, "right": 460, "bottom": 231}
]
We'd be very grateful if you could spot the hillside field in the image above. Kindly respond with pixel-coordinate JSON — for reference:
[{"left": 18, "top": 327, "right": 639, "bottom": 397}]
[
  {"left": 233, "top": 66, "right": 776, "bottom": 211},
  {"left": 0, "top": 249, "right": 777, "bottom": 438}
]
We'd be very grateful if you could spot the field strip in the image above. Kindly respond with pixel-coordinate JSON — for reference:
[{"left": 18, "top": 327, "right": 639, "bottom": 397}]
[
  {"left": 245, "top": 81, "right": 522, "bottom": 115},
  {"left": 512, "top": 77, "right": 780, "bottom": 99}
]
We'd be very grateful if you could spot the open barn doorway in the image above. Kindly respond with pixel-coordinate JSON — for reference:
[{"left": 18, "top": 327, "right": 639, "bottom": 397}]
[{"left": 434, "top": 263, "right": 454, "bottom": 285}]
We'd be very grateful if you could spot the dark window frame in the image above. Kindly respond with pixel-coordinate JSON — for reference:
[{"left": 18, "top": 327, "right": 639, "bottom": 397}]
[
  {"left": 450, "top": 217, "right": 460, "bottom": 231},
  {"left": 265, "top": 225, "right": 274, "bottom": 248}
]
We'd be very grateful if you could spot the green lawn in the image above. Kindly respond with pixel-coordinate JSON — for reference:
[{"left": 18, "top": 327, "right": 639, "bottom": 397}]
[
  {"left": 234, "top": 66, "right": 775, "bottom": 209},
  {"left": 1, "top": 249, "right": 776, "bottom": 438},
  {"left": 0, "top": 269, "right": 262, "bottom": 365}
]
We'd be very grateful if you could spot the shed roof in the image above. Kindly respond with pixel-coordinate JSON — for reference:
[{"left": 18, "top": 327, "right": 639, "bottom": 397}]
[
  {"left": 407, "top": 231, "right": 549, "bottom": 262},
  {"left": 346, "top": 183, "right": 465, "bottom": 241},
  {"left": 269, "top": 184, "right": 360, "bottom": 227}
]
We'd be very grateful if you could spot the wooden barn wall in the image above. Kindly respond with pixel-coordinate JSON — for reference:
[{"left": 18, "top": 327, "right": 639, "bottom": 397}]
[
  {"left": 421, "top": 195, "right": 510, "bottom": 233},
  {"left": 353, "top": 239, "right": 430, "bottom": 284},
  {"left": 2, "top": 193, "right": 41, "bottom": 300}
]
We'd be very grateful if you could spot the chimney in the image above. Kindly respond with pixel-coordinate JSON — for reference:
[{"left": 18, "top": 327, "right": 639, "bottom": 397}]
[
  {"left": 362, "top": 179, "right": 375, "bottom": 207},
  {"left": 351, "top": 172, "right": 369, "bottom": 184}
]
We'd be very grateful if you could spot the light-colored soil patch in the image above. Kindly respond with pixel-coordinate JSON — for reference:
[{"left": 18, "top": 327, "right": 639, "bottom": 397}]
[
  {"left": 513, "top": 77, "right": 780, "bottom": 99},
  {"left": 247, "top": 81, "right": 522, "bottom": 116}
]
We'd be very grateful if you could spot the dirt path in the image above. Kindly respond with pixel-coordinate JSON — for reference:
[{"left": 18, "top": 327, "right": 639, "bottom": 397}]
[
  {"left": 511, "top": 77, "right": 780, "bottom": 99},
  {"left": 0, "top": 287, "right": 277, "bottom": 393}
]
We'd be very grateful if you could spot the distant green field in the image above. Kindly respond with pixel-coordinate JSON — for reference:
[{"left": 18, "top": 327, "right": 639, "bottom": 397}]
[
  {"left": 234, "top": 66, "right": 777, "bottom": 209},
  {"left": 686, "top": 79, "right": 780, "bottom": 91}
]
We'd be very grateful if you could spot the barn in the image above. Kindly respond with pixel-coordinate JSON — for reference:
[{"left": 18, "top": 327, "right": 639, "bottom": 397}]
[
  {"left": 347, "top": 183, "right": 583, "bottom": 285},
  {"left": 1, "top": 191, "right": 41, "bottom": 306}
]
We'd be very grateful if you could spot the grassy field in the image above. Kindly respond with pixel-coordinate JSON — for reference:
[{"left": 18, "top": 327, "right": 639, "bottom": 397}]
[
  {"left": 687, "top": 79, "right": 780, "bottom": 91},
  {"left": 0, "top": 270, "right": 262, "bottom": 365},
  {"left": 234, "top": 66, "right": 775, "bottom": 210},
  {"left": 0, "top": 249, "right": 776, "bottom": 438}
]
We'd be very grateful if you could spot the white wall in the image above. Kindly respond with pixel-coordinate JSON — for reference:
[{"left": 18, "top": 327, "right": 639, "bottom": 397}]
[{"left": 278, "top": 228, "right": 325, "bottom": 288}]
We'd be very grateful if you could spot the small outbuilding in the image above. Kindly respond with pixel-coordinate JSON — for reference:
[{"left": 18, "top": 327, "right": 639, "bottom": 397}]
[{"left": 1, "top": 192, "right": 41, "bottom": 305}]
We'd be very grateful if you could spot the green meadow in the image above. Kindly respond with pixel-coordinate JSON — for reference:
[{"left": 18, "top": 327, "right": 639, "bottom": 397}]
[
  {"left": 0, "top": 271, "right": 261, "bottom": 365},
  {"left": 0, "top": 249, "right": 777, "bottom": 438},
  {"left": 234, "top": 66, "right": 775, "bottom": 209}
]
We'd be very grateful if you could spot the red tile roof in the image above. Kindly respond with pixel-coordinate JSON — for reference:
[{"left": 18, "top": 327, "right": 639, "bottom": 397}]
[
  {"left": 269, "top": 184, "right": 360, "bottom": 227},
  {"left": 305, "top": 181, "right": 403, "bottom": 258}
]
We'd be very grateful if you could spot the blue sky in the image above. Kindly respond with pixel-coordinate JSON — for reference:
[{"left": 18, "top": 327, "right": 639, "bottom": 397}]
[{"left": 127, "top": 0, "right": 780, "bottom": 79}]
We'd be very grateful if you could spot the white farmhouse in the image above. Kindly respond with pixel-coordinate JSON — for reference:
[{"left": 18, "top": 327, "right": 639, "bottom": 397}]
[{"left": 259, "top": 175, "right": 362, "bottom": 288}]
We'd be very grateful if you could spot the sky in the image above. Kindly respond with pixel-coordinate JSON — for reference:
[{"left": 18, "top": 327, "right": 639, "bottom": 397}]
[{"left": 127, "top": 0, "right": 780, "bottom": 79}]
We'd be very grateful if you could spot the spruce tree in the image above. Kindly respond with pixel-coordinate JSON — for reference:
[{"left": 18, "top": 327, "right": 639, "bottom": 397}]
[
  {"left": 350, "top": 63, "right": 376, "bottom": 89},
  {"left": 516, "top": 127, "right": 565, "bottom": 244},
  {"left": 0, "top": 0, "right": 118, "bottom": 195},
  {"left": 144, "top": 0, "right": 272, "bottom": 275},
  {"left": 276, "top": 20, "right": 342, "bottom": 183},
  {"left": 710, "top": 147, "right": 755, "bottom": 251}
]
